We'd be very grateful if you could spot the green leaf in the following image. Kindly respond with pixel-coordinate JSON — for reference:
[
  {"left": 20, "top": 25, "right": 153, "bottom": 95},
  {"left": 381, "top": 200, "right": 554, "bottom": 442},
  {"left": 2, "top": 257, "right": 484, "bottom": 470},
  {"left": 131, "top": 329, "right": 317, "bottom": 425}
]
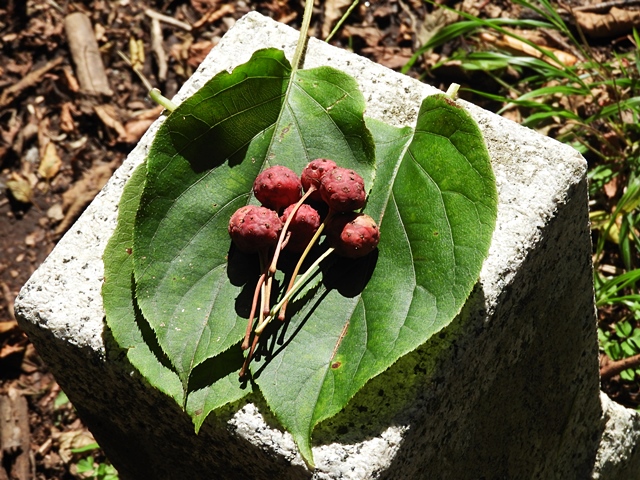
[
  {"left": 104, "top": 162, "right": 252, "bottom": 422},
  {"left": 616, "top": 320, "right": 633, "bottom": 339},
  {"left": 622, "top": 338, "right": 639, "bottom": 356},
  {"left": 132, "top": 49, "right": 290, "bottom": 392},
  {"left": 253, "top": 94, "right": 497, "bottom": 465},
  {"left": 621, "top": 368, "right": 636, "bottom": 382},
  {"left": 102, "top": 164, "right": 183, "bottom": 405},
  {"left": 185, "top": 345, "right": 251, "bottom": 432},
  {"left": 605, "top": 341, "right": 623, "bottom": 361},
  {"left": 131, "top": 47, "right": 376, "bottom": 403}
]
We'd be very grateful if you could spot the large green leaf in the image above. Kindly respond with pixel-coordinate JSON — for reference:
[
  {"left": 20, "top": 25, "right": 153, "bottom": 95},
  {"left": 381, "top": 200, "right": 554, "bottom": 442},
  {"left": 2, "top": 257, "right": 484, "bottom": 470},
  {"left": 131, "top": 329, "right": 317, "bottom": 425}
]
[
  {"left": 252, "top": 95, "right": 497, "bottom": 465},
  {"left": 103, "top": 164, "right": 251, "bottom": 417},
  {"left": 131, "top": 47, "right": 376, "bottom": 398},
  {"left": 102, "top": 164, "right": 183, "bottom": 405}
]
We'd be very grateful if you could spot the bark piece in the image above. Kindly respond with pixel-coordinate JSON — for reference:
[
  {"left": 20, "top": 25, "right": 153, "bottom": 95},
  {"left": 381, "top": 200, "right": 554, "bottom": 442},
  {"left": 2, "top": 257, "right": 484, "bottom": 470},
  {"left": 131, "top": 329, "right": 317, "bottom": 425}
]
[
  {"left": 64, "top": 12, "right": 113, "bottom": 96},
  {"left": 0, "top": 389, "right": 31, "bottom": 480},
  {"left": 574, "top": 7, "right": 640, "bottom": 39}
]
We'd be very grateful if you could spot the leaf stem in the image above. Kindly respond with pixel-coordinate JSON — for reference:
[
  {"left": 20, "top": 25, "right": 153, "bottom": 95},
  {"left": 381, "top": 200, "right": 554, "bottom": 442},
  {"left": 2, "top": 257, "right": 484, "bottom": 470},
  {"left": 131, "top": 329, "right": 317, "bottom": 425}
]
[
  {"left": 240, "top": 253, "right": 269, "bottom": 377},
  {"left": 255, "top": 246, "right": 335, "bottom": 335},
  {"left": 149, "top": 88, "right": 178, "bottom": 112},
  {"left": 291, "top": 0, "right": 314, "bottom": 73},
  {"left": 445, "top": 83, "right": 460, "bottom": 100},
  {"left": 325, "top": 0, "right": 359, "bottom": 43}
]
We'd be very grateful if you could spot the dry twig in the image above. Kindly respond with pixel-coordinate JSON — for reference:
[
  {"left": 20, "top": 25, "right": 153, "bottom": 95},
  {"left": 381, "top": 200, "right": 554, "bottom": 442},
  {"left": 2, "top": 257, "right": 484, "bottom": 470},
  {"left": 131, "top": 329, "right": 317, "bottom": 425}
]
[
  {"left": 0, "top": 57, "right": 64, "bottom": 109},
  {"left": 601, "top": 353, "right": 640, "bottom": 380}
]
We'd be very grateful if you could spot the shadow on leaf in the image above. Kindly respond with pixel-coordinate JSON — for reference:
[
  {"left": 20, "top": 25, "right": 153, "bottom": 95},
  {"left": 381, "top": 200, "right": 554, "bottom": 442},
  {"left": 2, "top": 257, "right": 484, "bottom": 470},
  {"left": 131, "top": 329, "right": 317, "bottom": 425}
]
[
  {"left": 321, "top": 248, "right": 379, "bottom": 298},
  {"left": 251, "top": 288, "right": 331, "bottom": 380},
  {"left": 187, "top": 345, "right": 247, "bottom": 392},
  {"left": 131, "top": 274, "right": 175, "bottom": 373}
]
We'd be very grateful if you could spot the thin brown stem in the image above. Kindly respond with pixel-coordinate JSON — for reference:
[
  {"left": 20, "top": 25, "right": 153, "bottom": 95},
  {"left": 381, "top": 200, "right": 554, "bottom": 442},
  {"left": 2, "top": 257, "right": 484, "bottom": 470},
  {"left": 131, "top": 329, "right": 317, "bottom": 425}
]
[
  {"left": 242, "top": 271, "right": 266, "bottom": 350},
  {"left": 256, "top": 246, "right": 335, "bottom": 334},
  {"left": 601, "top": 352, "right": 640, "bottom": 380},
  {"left": 240, "top": 266, "right": 268, "bottom": 377},
  {"left": 263, "top": 272, "right": 273, "bottom": 317}
]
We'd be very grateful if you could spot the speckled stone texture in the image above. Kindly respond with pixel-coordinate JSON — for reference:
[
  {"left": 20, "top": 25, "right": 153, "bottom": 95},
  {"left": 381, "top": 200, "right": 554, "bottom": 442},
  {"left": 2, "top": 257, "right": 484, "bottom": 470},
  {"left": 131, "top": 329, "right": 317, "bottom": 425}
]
[{"left": 14, "top": 12, "right": 637, "bottom": 479}]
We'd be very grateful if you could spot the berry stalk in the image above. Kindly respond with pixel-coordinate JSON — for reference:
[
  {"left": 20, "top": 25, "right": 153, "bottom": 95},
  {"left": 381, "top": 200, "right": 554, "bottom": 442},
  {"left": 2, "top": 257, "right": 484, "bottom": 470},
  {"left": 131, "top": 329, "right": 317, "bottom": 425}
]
[
  {"left": 255, "top": 246, "right": 335, "bottom": 335},
  {"left": 241, "top": 270, "right": 266, "bottom": 350},
  {"left": 239, "top": 253, "right": 269, "bottom": 377},
  {"left": 268, "top": 187, "right": 315, "bottom": 275},
  {"left": 277, "top": 209, "right": 331, "bottom": 321}
]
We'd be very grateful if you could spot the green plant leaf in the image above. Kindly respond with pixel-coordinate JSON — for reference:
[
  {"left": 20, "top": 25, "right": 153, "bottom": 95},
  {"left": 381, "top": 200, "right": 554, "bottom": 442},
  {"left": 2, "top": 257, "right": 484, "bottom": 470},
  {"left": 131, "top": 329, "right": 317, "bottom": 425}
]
[
  {"left": 605, "top": 341, "right": 623, "bottom": 361},
  {"left": 616, "top": 320, "right": 633, "bottom": 339},
  {"left": 112, "top": 46, "right": 495, "bottom": 468},
  {"left": 102, "top": 164, "right": 183, "bottom": 405},
  {"left": 252, "top": 94, "right": 497, "bottom": 465},
  {"left": 185, "top": 345, "right": 251, "bottom": 432},
  {"left": 131, "top": 47, "right": 376, "bottom": 401},
  {"left": 104, "top": 162, "right": 252, "bottom": 417},
  {"left": 132, "top": 49, "right": 290, "bottom": 392},
  {"left": 621, "top": 368, "right": 636, "bottom": 382}
]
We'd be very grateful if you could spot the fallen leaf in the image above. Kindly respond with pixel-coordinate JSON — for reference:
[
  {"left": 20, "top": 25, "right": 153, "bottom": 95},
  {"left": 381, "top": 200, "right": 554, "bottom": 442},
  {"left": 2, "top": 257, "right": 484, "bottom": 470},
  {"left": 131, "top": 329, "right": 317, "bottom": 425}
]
[
  {"left": 93, "top": 104, "right": 126, "bottom": 138},
  {"left": 343, "top": 25, "right": 384, "bottom": 47},
  {"left": 38, "top": 142, "right": 62, "bottom": 180},
  {"left": 574, "top": 7, "right": 640, "bottom": 39},
  {"left": 0, "top": 343, "right": 25, "bottom": 360},
  {"left": 118, "top": 118, "right": 156, "bottom": 144},
  {"left": 6, "top": 173, "right": 33, "bottom": 204},
  {"left": 129, "top": 36, "right": 145, "bottom": 72},
  {"left": 59, "top": 102, "right": 76, "bottom": 133},
  {"left": 479, "top": 32, "right": 578, "bottom": 67},
  {"left": 0, "top": 319, "right": 18, "bottom": 335},
  {"left": 192, "top": 3, "right": 235, "bottom": 29},
  {"left": 603, "top": 176, "right": 619, "bottom": 199},
  {"left": 55, "top": 430, "right": 96, "bottom": 464},
  {"left": 190, "top": 0, "right": 218, "bottom": 15},
  {"left": 47, "top": 203, "right": 65, "bottom": 222},
  {"left": 322, "top": 0, "right": 354, "bottom": 39},
  {"left": 62, "top": 65, "right": 80, "bottom": 92},
  {"left": 187, "top": 41, "right": 215, "bottom": 68},
  {"left": 133, "top": 104, "right": 164, "bottom": 121},
  {"left": 25, "top": 229, "right": 45, "bottom": 247},
  {"left": 362, "top": 46, "right": 414, "bottom": 69}
]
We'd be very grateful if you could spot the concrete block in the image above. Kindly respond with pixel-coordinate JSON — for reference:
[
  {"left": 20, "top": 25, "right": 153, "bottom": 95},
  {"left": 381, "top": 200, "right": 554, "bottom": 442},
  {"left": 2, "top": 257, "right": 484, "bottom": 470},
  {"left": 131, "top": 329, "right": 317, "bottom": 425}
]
[{"left": 14, "top": 12, "right": 639, "bottom": 479}]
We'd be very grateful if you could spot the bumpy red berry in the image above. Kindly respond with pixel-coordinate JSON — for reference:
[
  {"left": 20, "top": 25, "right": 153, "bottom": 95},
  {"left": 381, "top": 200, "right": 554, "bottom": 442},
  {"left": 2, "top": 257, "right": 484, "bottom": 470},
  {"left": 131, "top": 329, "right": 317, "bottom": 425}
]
[
  {"left": 281, "top": 204, "right": 321, "bottom": 252},
  {"left": 228, "top": 205, "right": 283, "bottom": 253},
  {"left": 326, "top": 213, "right": 380, "bottom": 258},
  {"left": 253, "top": 165, "right": 302, "bottom": 211},
  {"left": 319, "top": 167, "right": 366, "bottom": 212},
  {"left": 301, "top": 158, "right": 337, "bottom": 201}
]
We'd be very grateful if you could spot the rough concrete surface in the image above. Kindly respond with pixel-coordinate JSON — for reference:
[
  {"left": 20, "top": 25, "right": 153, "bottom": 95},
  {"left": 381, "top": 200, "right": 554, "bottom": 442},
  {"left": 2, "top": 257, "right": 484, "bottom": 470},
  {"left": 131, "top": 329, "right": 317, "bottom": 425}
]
[{"left": 14, "top": 11, "right": 639, "bottom": 479}]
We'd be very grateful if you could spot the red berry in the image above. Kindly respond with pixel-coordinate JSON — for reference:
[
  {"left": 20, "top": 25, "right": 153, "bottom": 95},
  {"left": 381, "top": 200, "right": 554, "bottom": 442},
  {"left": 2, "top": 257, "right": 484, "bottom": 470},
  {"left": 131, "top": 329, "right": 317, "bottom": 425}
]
[
  {"left": 326, "top": 213, "right": 380, "bottom": 258},
  {"left": 228, "top": 205, "right": 283, "bottom": 253},
  {"left": 301, "top": 158, "right": 337, "bottom": 201},
  {"left": 319, "top": 167, "right": 366, "bottom": 212},
  {"left": 253, "top": 165, "right": 302, "bottom": 211},
  {"left": 281, "top": 204, "right": 321, "bottom": 252}
]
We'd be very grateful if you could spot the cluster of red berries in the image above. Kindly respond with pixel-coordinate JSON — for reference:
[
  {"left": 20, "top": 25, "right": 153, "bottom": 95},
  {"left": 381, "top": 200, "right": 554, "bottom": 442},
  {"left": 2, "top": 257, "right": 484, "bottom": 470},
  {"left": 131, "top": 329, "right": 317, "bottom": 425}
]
[
  {"left": 228, "top": 159, "right": 380, "bottom": 259},
  {"left": 228, "top": 159, "right": 380, "bottom": 377}
]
